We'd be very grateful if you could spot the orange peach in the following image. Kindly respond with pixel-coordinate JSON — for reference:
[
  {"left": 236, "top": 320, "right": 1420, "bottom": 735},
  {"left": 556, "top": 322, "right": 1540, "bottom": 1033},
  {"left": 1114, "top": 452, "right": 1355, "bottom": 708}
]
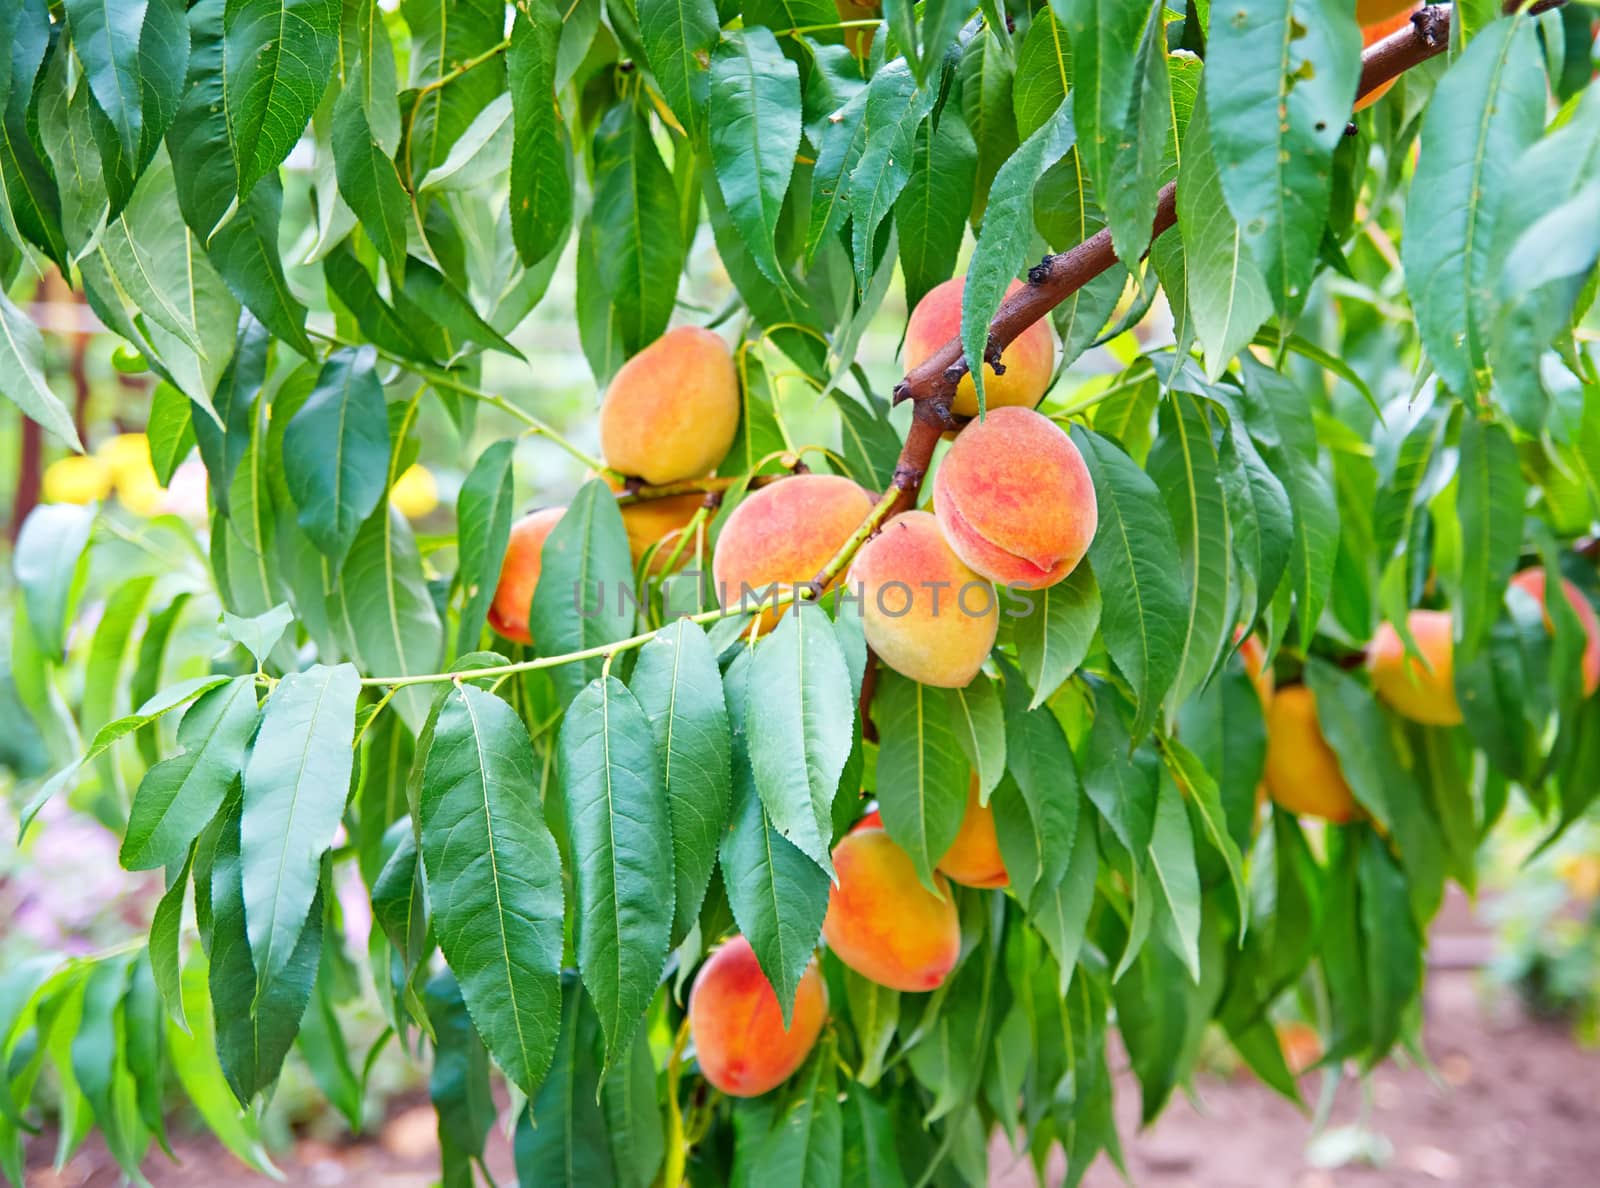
[
  {"left": 488, "top": 507, "right": 564, "bottom": 645},
  {"left": 834, "top": 0, "right": 878, "bottom": 56},
  {"left": 847, "top": 510, "right": 999, "bottom": 688},
  {"left": 712, "top": 475, "right": 873, "bottom": 628},
  {"left": 932, "top": 406, "right": 1096, "bottom": 590},
  {"left": 599, "top": 326, "right": 740, "bottom": 484},
  {"left": 688, "top": 935, "right": 827, "bottom": 1097},
  {"left": 823, "top": 828, "right": 961, "bottom": 992},
  {"left": 623, "top": 492, "right": 705, "bottom": 572},
  {"left": 937, "top": 776, "right": 1007, "bottom": 889},
  {"left": 1367, "top": 610, "right": 1462, "bottom": 726},
  {"left": 1354, "top": 5, "right": 1420, "bottom": 111},
  {"left": 1510, "top": 568, "right": 1600, "bottom": 695},
  {"left": 1277, "top": 1021, "right": 1323, "bottom": 1077},
  {"left": 903, "top": 277, "right": 1057, "bottom": 417},
  {"left": 1264, "top": 686, "right": 1359, "bottom": 823}
]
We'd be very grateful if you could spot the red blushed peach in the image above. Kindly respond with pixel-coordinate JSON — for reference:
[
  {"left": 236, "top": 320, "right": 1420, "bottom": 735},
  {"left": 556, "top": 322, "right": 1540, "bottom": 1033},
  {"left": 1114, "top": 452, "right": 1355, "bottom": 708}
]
[
  {"left": 932, "top": 406, "right": 1096, "bottom": 590},
  {"left": 937, "top": 776, "right": 1007, "bottom": 888},
  {"left": 712, "top": 475, "right": 873, "bottom": 630},
  {"left": 823, "top": 828, "right": 961, "bottom": 992},
  {"left": 487, "top": 507, "right": 564, "bottom": 645},
  {"left": 1263, "top": 686, "right": 1359, "bottom": 823},
  {"left": 1510, "top": 568, "right": 1600, "bottom": 696},
  {"left": 903, "top": 277, "right": 1058, "bottom": 417},
  {"left": 688, "top": 935, "right": 827, "bottom": 1098},
  {"left": 847, "top": 510, "right": 999, "bottom": 689},
  {"left": 599, "top": 326, "right": 740, "bottom": 485},
  {"left": 1367, "top": 610, "right": 1462, "bottom": 726}
]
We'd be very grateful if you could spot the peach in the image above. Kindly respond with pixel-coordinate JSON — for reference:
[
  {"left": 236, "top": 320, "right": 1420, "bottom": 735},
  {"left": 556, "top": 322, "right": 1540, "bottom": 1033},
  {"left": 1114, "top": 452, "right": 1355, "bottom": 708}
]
[
  {"left": 823, "top": 828, "right": 961, "bottom": 992},
  {"left": 487, "top": 507, "right": 564, "bottom": 645},
  {"left": 599, "top": 326, "right": 740, "bottom": 485},
  {"left": 688, "top": 935, "right": 827, "bottom": 1098},
  {"left": 937, "top": 776, "right": 1007, "bottom": 888},
  {"left": 834, "top": 0, "right": 878, "bottom": 56},
  {"left": 623, "top": 492, "right": 705, "bottom": 572},
  {"left": 1354, "top": 5, "right": 1420, "bottom": 111},
  {"left": 1277, "top": 1021, "right": 1323, "bottom": 1077},
  {"left": 1367, "top": 610, "right": 1462, "bottom": 726},
  {"left": 1509, "top": 568, "right": 1600, "bottom": 695},
  {"left": 903, "top": 277, "right": 1057, "bottom": 417},
  {"left": 712, "top": 474, "right": 873, "bottom": 628},
  {"left": 847, "top": 511, "right": 999, "bottom": 688},
  {"left": 1263, "top": 686, "right": 1359, "bottom": 823},
  {"left": 932, "top": 406, "right": 1096, "bottom": 590}
]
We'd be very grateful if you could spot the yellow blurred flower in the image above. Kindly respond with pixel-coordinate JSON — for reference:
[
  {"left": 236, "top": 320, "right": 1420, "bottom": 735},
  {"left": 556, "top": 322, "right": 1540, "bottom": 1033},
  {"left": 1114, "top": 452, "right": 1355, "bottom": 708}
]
[
  {"left": 42, "top": 455, "right": 113, "bottom": 505},
  {"left": 1556, "top": 853, "right": 1600, "bottom": 901},
  {"left": 390, "top": 464, "right": 439, "bottom": 519}
]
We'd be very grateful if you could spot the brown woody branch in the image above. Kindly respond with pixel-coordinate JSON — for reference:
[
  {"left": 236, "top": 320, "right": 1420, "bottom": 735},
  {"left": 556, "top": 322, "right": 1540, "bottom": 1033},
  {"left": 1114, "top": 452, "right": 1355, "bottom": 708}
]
[{"left": 884, "top": 0, "right": 1559, "bottom": 515}]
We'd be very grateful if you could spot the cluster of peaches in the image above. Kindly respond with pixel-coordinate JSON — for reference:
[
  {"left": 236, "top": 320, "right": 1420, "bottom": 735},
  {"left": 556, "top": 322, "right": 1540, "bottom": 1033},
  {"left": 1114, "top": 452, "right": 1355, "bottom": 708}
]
[
  {"left": 483, "top": 277, "right": 1090, "bottom": 1096},
  {"left": 1257, "top": 574, "right": 1600, "bottom": 824}
]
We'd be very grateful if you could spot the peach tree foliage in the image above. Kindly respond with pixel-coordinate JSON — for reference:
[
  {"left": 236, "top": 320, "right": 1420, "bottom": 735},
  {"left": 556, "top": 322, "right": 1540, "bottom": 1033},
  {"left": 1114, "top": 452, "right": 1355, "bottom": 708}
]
[{"left": 1, "top": 0, "right": 1599, "bottom": 1185}]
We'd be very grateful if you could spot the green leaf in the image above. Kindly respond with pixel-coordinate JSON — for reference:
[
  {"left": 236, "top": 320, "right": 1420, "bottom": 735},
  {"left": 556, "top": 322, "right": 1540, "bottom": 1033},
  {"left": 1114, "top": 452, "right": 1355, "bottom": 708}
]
[
  {"left": 1076, "top": 428, "right": 1186, "bottom": 740},
  {"left": 1157, "top": 734, "right": 1247, "bottom": 927},
  {"left": 639, "top": 0, "right": 720, "bottom": 140},
  {"left": 165, "top": 957, "right": 278, "bottom": 1176},
  {"left": 1400, "top": 14, "right": 1546, "bottom": 398},
  {"left": 1235, "top": 358, "right": 1339, "bottom": 640},
  {"left": 1146, "top": 392, "right": 1232, "bottom": 709},
  {"left": 1177, "top": 90, "right": 1272, "bottom": 379},
  {"left": 1455, "top": 417, "right": 1523, "bottom": 662},
  {"left": 1014, "top": 6, "right": 1071, "bottom": 140},
  {"left": 709, "top": 28, "right": 801, "bottom": 290},
  {"left": 528, "top": 478, "right": 637, "bottom": 704},
  {"left": 454, "top": 439, "right": 516, "bottom": 659},
  {"left": 719, "top": 651, "right": 830, "bottom": 1021},
  {"left": 746, "top": 606, "right": 855, "bottom": 875},
  {"left": 896, "top": 109, "right": 977, "bottom": 312},
  {"left": 1031, "top": 814, "right": 1099, "bottom": 989},
  {"left": 1146, "top": 773, "right": 1201, "bottom": 980},
  {"left": 332, "top": 76, "right": 408, "bottom": 276},
  {"left": 1356, "top": 831, "right": 1422, "bottom": 1065},
  {"left": 1013, "top": 564, "right": 1100, "bottom": 709},
  {"left": 348, "top": 0, "right": 400, "bottom": 154},
  {"left": 849, "top": 61, "right": 938, "bottom": 295},
  {"left": 996, "top": 660, "right": 1081, "bottom": 903},
  {"left": 13, "top": 503, "right": 94, "bottom": 660},
  {"left": 842, "top": 967, "right": 898, "bottom": 1089},
  {"left": 508, "top": 0, "right": 572, "bottom": 267},
  {"left": 960, "top": 27, "right": 1020, "bottom": 224},
  {"left": 1082, "top": 685, "right": 1159, "bottom": 856},
  {"left": 559, "top": 676, "right": 674, "bottom": 1071},
  {"left": 1205, "top": 0, "right": 1361, "bottom": 323},
  {"left": 872, "top": 671, "right": 968, "bottom": 891},
  {"left": 804, "top": 84, "right": 866, "bottom": 263},
  {"left": 629, "top": 620, "right": 732, "bottom": 946},
  {"left": 241, "top": 663, "right": 359, "bottom": 993},
  {"left": 419, "top": 684, "right": 564, "bottom": 1097},
  {"left": 0, "top": 284, "right": 80, "bottom": 449},
  {"left": 283, "top": 346, "right": 391, "bottom": 565},
  {"left": 220, "top": 604, "right": 294, "bottom": 668},
  {"left": 423, "top": 969, "right": 496, "bottom": 1164},
  {"left": 0, "top": 0, "right": 68, "bottom": 270},
  {"left": 222, "top": 0, "right": 340, "bottom": 200},
  {"left": 338, "top": 505, "right": 445, "bottom": 734},
  {"left": 401, "top": 0, "right": 505, "bottom": 184},
  {"left": 396, "top": 258, "right": 523, "bottom": 361},
  {"left": 121, "top": 676, "right": 259, "bottom": 871},
  {"left": 738, "top": 1041, "right": 842, "bottom": 1184},
  {"left": 949, "top": 676, "right": 1006, "bottom": 802},
  {"left": 150, "top": 848, "right": 194, "bottom": 1028},
  {"left": 1060, "top": 0, "right": 1170, "bottom": 266},
  {"left": 588, "top": 105, "right": 684, "bottom": 357},
  {"left": 961, "top": 101, "right": 1075, "bottom": 411},
  {"left": 209, "top": 803, "right": 324, "bottom": 1103},
  {"left": 841, "top": 1082, "right": 906, "bottom": 1187},
  {"left": 602, "top": 1021, "right": 665, "bottom": 1188},
  {"left": 513, "top": 978, "right": 615, "bottom": 1184}
]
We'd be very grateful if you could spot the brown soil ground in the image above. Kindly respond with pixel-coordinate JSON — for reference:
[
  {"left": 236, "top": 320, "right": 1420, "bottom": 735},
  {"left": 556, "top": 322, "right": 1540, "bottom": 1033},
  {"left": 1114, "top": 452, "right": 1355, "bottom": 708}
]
[{"left": 25, "top": 969, "right": 1600, "bottom": 1188}]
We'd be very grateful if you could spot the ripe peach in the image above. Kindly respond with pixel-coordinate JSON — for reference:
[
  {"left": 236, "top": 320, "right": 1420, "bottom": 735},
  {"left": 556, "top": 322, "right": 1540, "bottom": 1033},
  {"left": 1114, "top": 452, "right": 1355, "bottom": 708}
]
[
  {"left": 834, "top": 0, "right": 878, "bottom": 56},
  {"left": 1354, "top": 4, "right": 1420, "bottom": 111},
  {"left": 903, "top": 277, "right": 1057, "bottom": 417},
  {"left": 937, "top": 776, "right": 1007, "bottom": 889},
  {"left": 623, "top": 492, "right": 705, "bottom": 571},
  {"left": 1367, "top": 610, "right": 1462, "bottom": 726},
  {"left": 1277, "top": 1021, "right": 1323, "bottom": 1077},
  {"left": 1263, "top": 686, "right": 1359, "bottom": 823},
  {"left": 1509, "top": 568, "right": 1600, "bottom": 695},
  {"left": 488, "top": 507, "right": 564, "bottom": 645},
  {"left": 688, "top": 935, "right": 827, "bottom": 1098},
  {"left": 599, "top": 326, "right": 740, "bottom": 485},
  {"left": 823, "top": 828, "right": 961, "bottom": 992},
  {"left": 712, "top": 475, "right": 873, "bottom": 628},
  {"left": 932, "top": 406, "right": 1096, "bottom": 590},
  {"left": 847, "top": 511, "right": 999, "bottom": 688}
]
